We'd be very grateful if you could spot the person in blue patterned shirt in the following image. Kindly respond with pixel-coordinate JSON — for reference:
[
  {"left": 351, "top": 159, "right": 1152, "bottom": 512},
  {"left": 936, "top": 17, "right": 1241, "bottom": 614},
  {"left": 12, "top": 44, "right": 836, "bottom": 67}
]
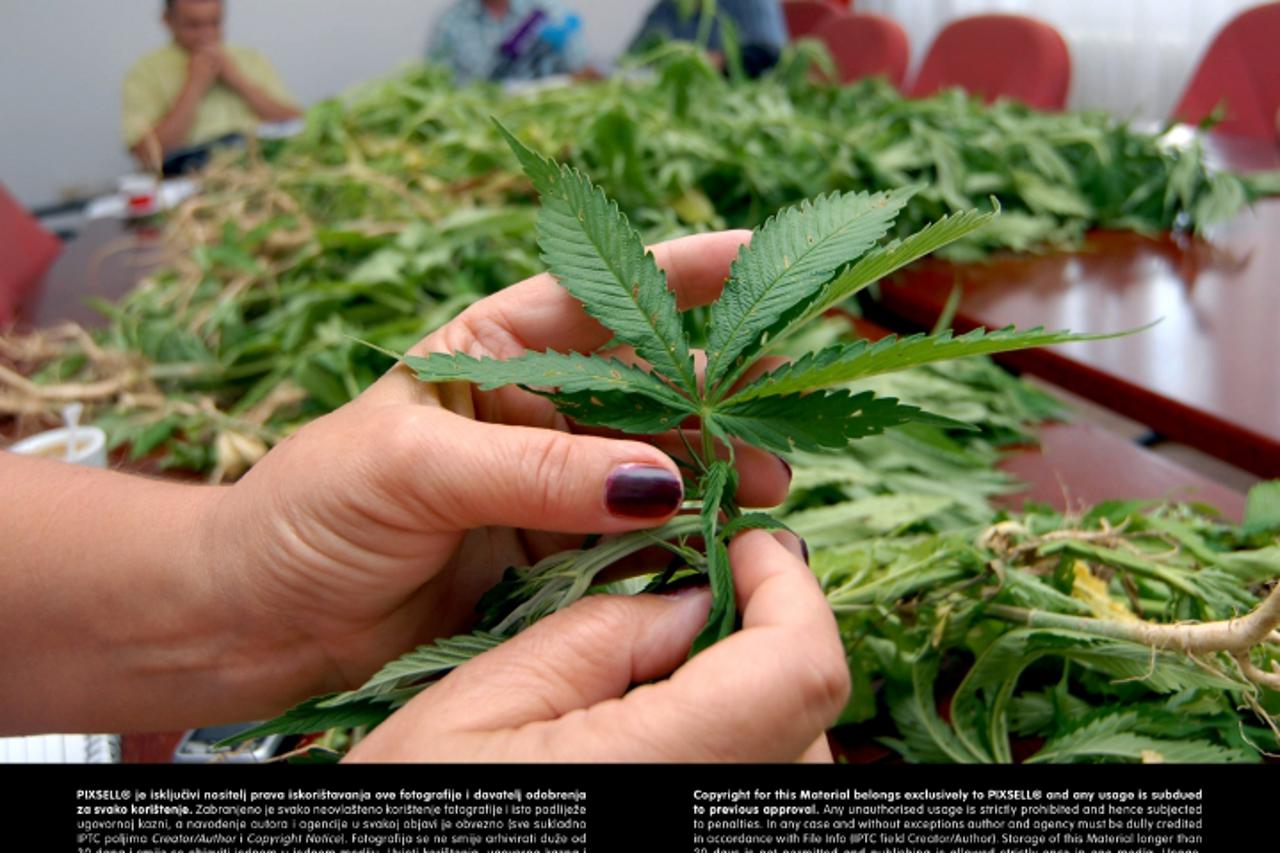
[
  {"left": 428, "top": 0, "right": 588, "bottom": 83},
  {"left": 631, "top": 0, "right": 789, "bottom": 77}
]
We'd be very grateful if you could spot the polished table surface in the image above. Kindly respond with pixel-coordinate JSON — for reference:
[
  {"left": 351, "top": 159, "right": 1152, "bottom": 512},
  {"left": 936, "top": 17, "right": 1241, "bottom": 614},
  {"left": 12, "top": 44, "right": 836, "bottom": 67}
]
[
  {"left": 873, "top": 135, "right": 1280, "bottom": 478},
  {"left": 845, "top": 319, "right": 1248, "bottom": 521},
  {"left": 26, "top": 217, "right": 167, "bottom": 330},
  {"left": 997, "top": 422, "right": 1245, "bottom": 522}
]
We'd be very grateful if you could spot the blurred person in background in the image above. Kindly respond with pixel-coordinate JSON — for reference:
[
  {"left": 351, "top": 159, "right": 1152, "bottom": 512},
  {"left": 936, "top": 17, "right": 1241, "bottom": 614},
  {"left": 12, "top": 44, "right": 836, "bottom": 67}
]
[
  {"left": 428, "top": 0, "right": 589, "bottom": 84},
  {"left": 122, "top": 0, "right": 300, "bottom": 171},
  {"left": 631, "top": 0, "right": 788, "bottom": 77}
]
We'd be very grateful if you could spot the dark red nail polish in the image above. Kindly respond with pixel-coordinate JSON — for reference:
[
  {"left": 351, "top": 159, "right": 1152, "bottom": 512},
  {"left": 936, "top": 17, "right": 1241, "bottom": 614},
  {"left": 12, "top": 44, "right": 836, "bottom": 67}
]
[
  {"left": 606, "top": 465, "right": 683, "bottom": 518},
  {"left": 779, "top": 456, "right": 793, "bottom": 482}
]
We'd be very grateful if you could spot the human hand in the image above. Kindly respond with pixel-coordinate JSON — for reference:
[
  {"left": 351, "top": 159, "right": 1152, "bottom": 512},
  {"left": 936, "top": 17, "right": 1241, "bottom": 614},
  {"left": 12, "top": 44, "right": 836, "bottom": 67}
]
[
  {"left": 213, "top": 48, "right": 252, "bottom": 94},
  {"left": 345, "top": 530, "right": 849, "bottom": 762},
  {"left": 185, "top": 44, "right": 223, "bottom": 92},
  {"left": 204, "top": 231, "right": 793, "bottom": 703}
]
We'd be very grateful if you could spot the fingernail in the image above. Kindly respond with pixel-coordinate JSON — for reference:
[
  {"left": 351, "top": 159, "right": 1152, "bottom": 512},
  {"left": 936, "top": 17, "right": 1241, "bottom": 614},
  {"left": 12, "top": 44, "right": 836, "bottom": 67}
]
[
  {"left": 657, "top": 580, "right": 709, "bottom": 599},
  {"left": 606, "top": 464, "right": 683, "bottom": 518},
  {"left": 778, "top": 455, "right": 793, "bottom": 483},
  {"left": 773, "top": 531, "right": 809, "bottom": 565}
]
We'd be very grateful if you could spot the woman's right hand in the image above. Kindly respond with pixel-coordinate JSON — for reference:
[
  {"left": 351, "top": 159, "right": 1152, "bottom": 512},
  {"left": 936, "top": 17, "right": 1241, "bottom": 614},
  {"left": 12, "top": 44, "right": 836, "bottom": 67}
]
[{"left": 346, "top": 530, "right": 850, "bottom": 762}]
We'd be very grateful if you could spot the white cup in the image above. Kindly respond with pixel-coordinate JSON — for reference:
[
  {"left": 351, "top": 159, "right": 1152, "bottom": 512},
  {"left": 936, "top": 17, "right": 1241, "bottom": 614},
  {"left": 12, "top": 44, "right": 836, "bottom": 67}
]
[
  {"left": 7, "top": 427, "right": 109, "bottom": 469},
  {"left": 118, "top": 173, "right": 160, "bottom": 216}
]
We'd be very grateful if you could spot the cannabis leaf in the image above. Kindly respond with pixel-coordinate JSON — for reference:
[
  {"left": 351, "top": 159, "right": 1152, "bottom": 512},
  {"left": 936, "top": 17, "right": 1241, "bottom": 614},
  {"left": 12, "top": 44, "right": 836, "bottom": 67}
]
[
  {"left": 318, "top": 631, "right": 506, "bottom": 708},
  {"left": 398, "top": 125, "right": 1126, "bottom": 686},
  {"left": 691, "top": 461, "right": 736, "bottom": 655},
  {"left": 727, "top": 326, "right": 1126, "bottom": 402},
  {"left": 495, "top": 121, "right": 698, "bottom": 396},
  {"left": 404, "top": 350, "right": 694, "bottom": 432},
  {"left": 949, "top": 628, "right": 1239, "bottom": 763},
  {"left": 1026, "top": 709, "right": 1257, "bottom": 764},
  {"left": 216, "top": 697, "right": 394, "bottom": 746},
  {"left": 740, "top": 207, "right": 999, "bottom": 370},
  {"left": 715, "top": 389, "right": 970, "bottom": 455},
  {"left": 884, "top": 654, "right": 984, "bottom": 763},
  {"left": 543, "top": 388, "right": 692, "bottom": 433},
  {"left": 704, "top": 188, "right": 915, "bottom": 393}
]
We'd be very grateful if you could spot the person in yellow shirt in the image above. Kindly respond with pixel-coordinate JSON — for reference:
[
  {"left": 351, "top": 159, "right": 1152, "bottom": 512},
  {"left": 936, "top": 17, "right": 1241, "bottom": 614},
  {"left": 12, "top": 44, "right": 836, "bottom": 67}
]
[{"left": 122, "top": 0, "right": 301, "bottom": 169}]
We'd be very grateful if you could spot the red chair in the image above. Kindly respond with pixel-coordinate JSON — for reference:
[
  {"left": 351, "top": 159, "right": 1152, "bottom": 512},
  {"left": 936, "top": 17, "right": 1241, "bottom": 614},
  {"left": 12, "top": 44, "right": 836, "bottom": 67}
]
[
  {"left": 814, "top": 13, "right": 910, "bottom": 87},
  {"left": 784, "top": 1, "right": 844, "bottom": 39},
  {"left": 1173, "top": 3, "right": 1280, "bottom": 139},
  {"left": 909, "top": 14, "right": 1071, "bottom": 110},
  {"left": 0, "top": 184, "right": 61, "bottom": 326}
]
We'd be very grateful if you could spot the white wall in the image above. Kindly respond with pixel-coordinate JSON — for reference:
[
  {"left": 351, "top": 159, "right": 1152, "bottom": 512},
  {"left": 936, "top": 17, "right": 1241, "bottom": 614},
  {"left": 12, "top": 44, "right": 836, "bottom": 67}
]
[
  {"left": 0, "top": 0, "right": 651, "bottom": 208},
  {"left": 5, "top": 1, "right": 1257, "bottom": 209}
]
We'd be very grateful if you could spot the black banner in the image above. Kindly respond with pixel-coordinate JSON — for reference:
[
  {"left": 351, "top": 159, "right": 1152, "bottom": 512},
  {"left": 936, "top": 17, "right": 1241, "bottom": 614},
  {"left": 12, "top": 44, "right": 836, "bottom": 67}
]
[{"left": 18, "top": 762, "right": 1270, "bottom": 851}]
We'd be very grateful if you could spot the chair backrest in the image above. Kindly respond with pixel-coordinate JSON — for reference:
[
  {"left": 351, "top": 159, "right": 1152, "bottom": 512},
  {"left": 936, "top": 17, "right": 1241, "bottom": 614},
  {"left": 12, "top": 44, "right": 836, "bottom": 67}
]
[
  {"left": 814, "top": 13, "right": 909, "bottom": 87},
  {"left": 909, "top": 14, "right": 1071, "bottom": 110},
  {"left": 1173, "top": 3, "right": 1280, "bottom": 139},
  {"left": 784, "top": 0, "right": 844, "bottom": 39},
  {"left": 0, "top": 184, "right": 61, "bottom": 325}
]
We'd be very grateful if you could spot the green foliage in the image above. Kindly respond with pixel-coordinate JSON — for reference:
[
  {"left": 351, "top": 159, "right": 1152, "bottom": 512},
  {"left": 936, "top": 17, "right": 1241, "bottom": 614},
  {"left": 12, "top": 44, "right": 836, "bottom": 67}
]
[
  {"left": 216, "top": 696, "right": 394, "bottom": 745},
  {"left": 714, "top": 389, "right": 968, "bottom": 455},
  {"left": 407, "top": 126, "right": 1098, "bottom": 656},
  {"left": 703, "top": 188, "right": 913, "bottom": 391},
  {"left": 318, "top": 632, "right": 505, "bottom": 707},
  {"left": 496, "top": 122, "right": 698, "bottom": 395},
  {"left": 1026, "top": 708, "right": 1258, "bottom": 764},
  {"left": 729, "top": 326, "right": 1129, "bottom": 402},
  {"left": 811, "top": 495, "right": 1280, "bottom": 765},
  {"left": 34, "top": 51, "right": 1272, "bottom": 758},
  {"left": 18, "top": 50, "right": 1268, "bottom": 473},
  {"left": 1244, "top": 480, "right": 1280, "bottom": 535},
  {"left": 691, "top": 461, "right": 736, "bottom": 655}
]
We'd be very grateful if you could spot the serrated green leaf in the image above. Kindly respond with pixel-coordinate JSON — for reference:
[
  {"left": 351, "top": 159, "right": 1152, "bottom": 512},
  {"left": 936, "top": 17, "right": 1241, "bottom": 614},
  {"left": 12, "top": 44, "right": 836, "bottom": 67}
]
[
  {"left": 215, "top": 697, "right": 394, "bottom": 747},
  {"left": 951, "top": 627, "right": 1240, "bottom": 764},
  {"left": 1214, "top": 546, "right": 1280, "bottom": 583},
  {"left": 1027, "top": 710, "right": 1256, "bottom": 764},
  {"left": 318, "top": 631, "right": 506, "bottom": 707},
  {"left": 1008, "top": 684, "right": 1093, "bottom": 737},
  {"left": 790, "top": 495, "right": 958, "bottom": 550},
  {"left": 1043, "top": 540, "right": 1256, "bottom": 613},
  {"left": 404, "top": 351, "right": 693, "bottom": 411},
  {"left": 129, "top": 416, "right": 180, "bottom": 460},
  {"left": 713, "top": 389, "right": 972, "bottom": 456},
  {"left": 495, "top": 120, "right": 697, "bottom": 395},
  {"left": 729, "top": 326, "right": 1128, "bottom": 402},
  {"left": 1244, "top": 481, "right": 1280, "bottom": 534},
  {"left": 722, "top": 512, "right": 792, "bottom": 539},
  {"left": 793, "top": 207, "right": 997, "bottom": 328},
  {"left": 885, "top": 654, "right": 984, "bottom": 763},
  {"left": 1015, "top": 169, "right": 1094, "bottom": 218},
  {"left": 704, "top": 188, "right": 914, "bottom": 393},
  {"left": 544, "top": 388, "right": 692, "bottom": 433},
  {"left": 691, "top": 461, "right": 735, "bottom": 656}
]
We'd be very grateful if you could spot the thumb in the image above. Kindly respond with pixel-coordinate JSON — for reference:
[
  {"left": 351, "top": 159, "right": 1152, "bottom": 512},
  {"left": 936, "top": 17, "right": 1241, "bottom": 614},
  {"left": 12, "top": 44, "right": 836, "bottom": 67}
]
[
  {"left": 344, "top": 588, "right": 711, "bottom": 762},
  {"left": 385, "top": 408, "right": 685, "bottom": 534}
]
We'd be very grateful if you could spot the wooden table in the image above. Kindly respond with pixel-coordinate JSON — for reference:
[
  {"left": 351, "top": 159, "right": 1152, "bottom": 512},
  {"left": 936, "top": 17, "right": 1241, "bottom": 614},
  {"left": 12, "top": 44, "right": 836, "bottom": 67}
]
[
  {"left": 844, "top": 318, "right": 1249, "bottom": 520},
  {"left": 24, "top": 217, "right": 168, "bottom": 330},
  {"left": 871, "top": 134, "right": 1280, "bottom": 478},
  {"left": 997, "top": 422, "right": 1245, "bottom": 521}
]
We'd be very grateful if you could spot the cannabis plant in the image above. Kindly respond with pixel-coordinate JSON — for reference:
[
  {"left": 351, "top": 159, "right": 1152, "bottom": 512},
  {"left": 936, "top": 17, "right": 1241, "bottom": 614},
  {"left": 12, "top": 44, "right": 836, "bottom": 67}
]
[{"left": 233, "top": 124, "right": 1114, "bottom": 743}]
